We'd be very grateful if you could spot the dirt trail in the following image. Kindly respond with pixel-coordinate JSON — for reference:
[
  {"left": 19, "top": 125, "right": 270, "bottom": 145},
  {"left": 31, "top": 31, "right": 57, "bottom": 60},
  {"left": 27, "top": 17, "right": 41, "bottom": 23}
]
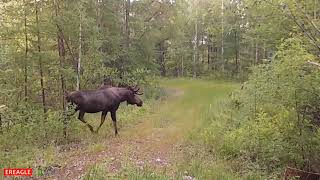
[{"left": 50, "top": 88, "right": 185, "bottom": 180}]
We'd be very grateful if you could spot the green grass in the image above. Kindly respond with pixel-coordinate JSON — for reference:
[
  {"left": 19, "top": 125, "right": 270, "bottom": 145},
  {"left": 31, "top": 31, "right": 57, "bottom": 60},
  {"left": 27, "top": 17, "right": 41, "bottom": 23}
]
[
  {"left": 83, "top": 164, "right": 109, "bottom": 180},
  {"left": 160, "top": 79, "right": 246, "bottom": 179},
  {"left": 81, "top": 79, "right": 268, "bottom": 179},
  {"left": 84, "top": 163, "right": 172, "bottom": 180},
  {"left": 81, "top": 78, "right": 244, "bottom": 179},
  {"left": 160, "top": 78, "right": 239, "bottom": 137},
  {"left": 161, "top": 79, "right": 268, "bottom": 179}
]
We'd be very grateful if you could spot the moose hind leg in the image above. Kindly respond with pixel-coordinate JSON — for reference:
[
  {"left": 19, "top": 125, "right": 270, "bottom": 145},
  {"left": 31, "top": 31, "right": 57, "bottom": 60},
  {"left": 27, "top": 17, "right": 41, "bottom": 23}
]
[
  {"left": 111, "top": 111, "right": 118, "bottom": 136},
  {"left": 96, "top": 111, "right": 108, "bottom": 133},
  {"left": 78, "top": 111, "right": 94, "bottom": 133}
]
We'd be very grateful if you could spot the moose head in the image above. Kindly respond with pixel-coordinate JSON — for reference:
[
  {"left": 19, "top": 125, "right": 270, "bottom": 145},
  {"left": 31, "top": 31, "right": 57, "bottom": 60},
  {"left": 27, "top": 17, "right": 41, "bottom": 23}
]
[{"left": 126, "top": 85, "right": 143, "bottom": 107}]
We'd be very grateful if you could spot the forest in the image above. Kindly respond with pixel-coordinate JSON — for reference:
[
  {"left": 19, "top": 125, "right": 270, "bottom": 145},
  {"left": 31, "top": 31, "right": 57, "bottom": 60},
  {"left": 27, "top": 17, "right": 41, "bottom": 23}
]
[{"left": 1, "top": 0, "right": 320, "bottom": 179}]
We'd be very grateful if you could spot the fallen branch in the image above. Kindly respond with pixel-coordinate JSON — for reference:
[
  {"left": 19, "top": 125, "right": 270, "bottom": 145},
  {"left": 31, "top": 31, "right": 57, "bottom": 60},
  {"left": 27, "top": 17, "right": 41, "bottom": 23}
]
[
  {"left": 0, "top": 105, "right": 6, "bottom": 134},
  {"left": 284, "top": 166, "right": 320, "bottom": 180},
  {"left": 307, "top": 61, "right": 320, "bottom": 68},
  {"left": 0, "top": 105, "right": 6, "bottom": 110}
]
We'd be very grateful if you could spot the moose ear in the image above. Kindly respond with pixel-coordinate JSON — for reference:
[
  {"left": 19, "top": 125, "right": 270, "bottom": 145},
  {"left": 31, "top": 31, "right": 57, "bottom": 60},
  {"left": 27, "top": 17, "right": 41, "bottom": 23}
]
[{"left": 64, "top": 91, "right": 69, "bottom": 97}]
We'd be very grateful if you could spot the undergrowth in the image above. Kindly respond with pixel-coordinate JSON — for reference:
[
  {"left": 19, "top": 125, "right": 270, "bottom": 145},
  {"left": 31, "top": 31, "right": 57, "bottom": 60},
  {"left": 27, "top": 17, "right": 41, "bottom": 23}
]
[
  {"left": 184, "top": 38, "right": 320, "bottom": 179},
  {"left": 0, "top": 84, "right": 165, "bottom": 177}
]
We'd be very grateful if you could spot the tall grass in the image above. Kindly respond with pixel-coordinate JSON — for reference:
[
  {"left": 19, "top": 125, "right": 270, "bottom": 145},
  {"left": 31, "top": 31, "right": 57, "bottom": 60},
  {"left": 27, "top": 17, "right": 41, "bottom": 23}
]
[{"left": 84, "top": 163, "right": 171, "bottom": 180}]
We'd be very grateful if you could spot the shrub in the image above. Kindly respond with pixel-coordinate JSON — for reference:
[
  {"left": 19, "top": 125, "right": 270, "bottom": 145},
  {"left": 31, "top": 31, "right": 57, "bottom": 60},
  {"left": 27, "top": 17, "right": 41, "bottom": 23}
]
[{"left": 200, "top": 38, "right": 320, "bottom": 176}]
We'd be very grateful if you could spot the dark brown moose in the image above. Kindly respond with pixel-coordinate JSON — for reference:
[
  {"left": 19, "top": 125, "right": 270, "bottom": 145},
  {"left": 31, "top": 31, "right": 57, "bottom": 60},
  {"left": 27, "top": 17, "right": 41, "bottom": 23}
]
[{"left": 65, "top": 85, "right": 143, "bottom": 135}]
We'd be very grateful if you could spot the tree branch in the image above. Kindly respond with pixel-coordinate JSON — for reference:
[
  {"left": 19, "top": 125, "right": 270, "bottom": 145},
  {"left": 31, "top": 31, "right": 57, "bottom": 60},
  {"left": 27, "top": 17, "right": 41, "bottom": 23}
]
[
  {"left": 294, "top": 0, "right": 320, "bottom": 36},
  {"left": 308, "top": 60, "right": 320, "bottom": 68},
  {"left": 286, "top": 6, "right": 320, "bottom": 51},
  {"left": 0, "top": 105, "right": 6, "bottom": 110},
  {"left": 261, "top": 0, "right": 320, "bottom": 51},
  {"left": 56, "top": 24, "right": 77, "bottom": 62}
]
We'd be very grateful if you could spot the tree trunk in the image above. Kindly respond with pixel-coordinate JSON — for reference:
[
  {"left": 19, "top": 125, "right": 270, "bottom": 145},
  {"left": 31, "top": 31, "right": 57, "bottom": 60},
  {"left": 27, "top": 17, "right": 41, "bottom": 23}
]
[
  {"left": 193, "top": 0, "right": 198, "bottom": 78},
  {"left": 23, "top": 0, "right": 28, "bottom": 101},
  {"left": 181, "top": 56, "right": 184, "bottom": 77},
  {"left": 158, "top": 41, "right": 166, "bottom": 76},
  {"left": 120, "top": 0, "right": 130, "bottom": 77},
  {"left": 235, "top": 30, "right": 239, "bottom": 74},
  {"left": 207, "top": 38, "right": 211, "bottom": 68},
  {"left": 251, "top": 40, "right": 255, "bottom": 65},
  {"left": 124, "top": 0, "right": 130, "bottom": 50},
  {"left": 314, "top": 0, "right": 317, "bottom": 19},
  {"left": 239, "top": 45, "right": 242, "bottom": 75},
  {"left": 96, "top": 0, "right": 102, "bottom": 53},
  {"left": 35, "top": 0, "right": 46, "bottom": 113},
  {"left": 96, "top": 0, "right": 102, "bottom": 28},
  {"left": 255, "top": 41, "right": 258, "bottom": 65},
  {"left": 221, "top": 0, "right": 224, "bottom": 73},
  {"left": 207, "top": 45, "right": 210, "bottom": 66},
  {"left": 0, "top": 114, "right": 2, "bottom": 134},
  {"left": 77, "top": 4, "right": 82, "bottom": 91},
  {"left": 212, "top": 46, "right": 217, "bottom": 70},
  {"left": 263, "top": 42, "right": 266, "bottom": 59},
  {"left": 54, "top": 0, "right": 67, "bottom": 138}
]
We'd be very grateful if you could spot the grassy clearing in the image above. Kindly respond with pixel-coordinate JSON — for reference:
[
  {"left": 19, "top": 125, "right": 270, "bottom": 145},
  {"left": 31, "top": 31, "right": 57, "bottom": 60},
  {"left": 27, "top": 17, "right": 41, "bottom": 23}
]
[
  {"left": 79, "top": 78, "right": 245, "bottom": 179},
  {"left": 85, "top": 79, "right": 247, "bottom": 179},
  {"left": 2, "top": 78, "right": 258, "bottom": 179},
  {"left": 160, "top": 79, "right": 249, "bottom": 179},
  {"left": 160, "top": 78, "right": 239, "bottom": 138},
  {"left": 164, "top": 79, "right": 268, "bottom": 179}
]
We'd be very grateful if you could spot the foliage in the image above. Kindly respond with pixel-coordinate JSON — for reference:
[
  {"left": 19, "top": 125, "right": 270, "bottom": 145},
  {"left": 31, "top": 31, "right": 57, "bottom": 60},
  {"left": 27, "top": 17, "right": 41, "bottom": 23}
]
[
  {"left": 196, "top": 38, "right": 320, "bottom": 177},
  {"left": 0, "top": 0, "right": 169, "bottom": 169}
]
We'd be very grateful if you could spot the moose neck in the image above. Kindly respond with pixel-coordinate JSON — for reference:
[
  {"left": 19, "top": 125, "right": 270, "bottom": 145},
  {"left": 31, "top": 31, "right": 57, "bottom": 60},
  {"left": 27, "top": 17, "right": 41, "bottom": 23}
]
[{"left": 117, "top": 88, "right": 131, "bottom": 102}]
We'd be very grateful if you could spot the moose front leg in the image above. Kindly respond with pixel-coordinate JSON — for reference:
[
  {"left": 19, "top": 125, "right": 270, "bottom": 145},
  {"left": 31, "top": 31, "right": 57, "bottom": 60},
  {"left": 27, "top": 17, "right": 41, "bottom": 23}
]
[
  {"left": 95, "top": 111, "right": 108, "bottom": 133},
  {"left": 78, "top": 111, "right": 94, "bottom": 133},
  {"left": 111, "top": 111, "right": 118, "bottom": 136}
]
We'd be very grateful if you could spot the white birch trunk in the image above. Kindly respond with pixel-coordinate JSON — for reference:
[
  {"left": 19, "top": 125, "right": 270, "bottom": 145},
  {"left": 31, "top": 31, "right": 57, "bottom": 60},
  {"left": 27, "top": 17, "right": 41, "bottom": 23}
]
[{"left": 77, "top": 5, "right": 82, "bottom": 91}]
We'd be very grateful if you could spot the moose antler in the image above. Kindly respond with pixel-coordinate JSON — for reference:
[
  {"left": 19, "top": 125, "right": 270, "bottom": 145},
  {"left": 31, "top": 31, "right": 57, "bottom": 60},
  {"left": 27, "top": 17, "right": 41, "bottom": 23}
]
[
  {"left": 135, "top": 91, "right": 144, "bottom": 95},
  {"left": 129, "top": 85, "right": 143, "bottom": 95},
  {"left": 134, "top": 87, "right": 140, "bottom": 92},
  {"left": 132, "top": 85, "right": 139, "bottom": 91}
]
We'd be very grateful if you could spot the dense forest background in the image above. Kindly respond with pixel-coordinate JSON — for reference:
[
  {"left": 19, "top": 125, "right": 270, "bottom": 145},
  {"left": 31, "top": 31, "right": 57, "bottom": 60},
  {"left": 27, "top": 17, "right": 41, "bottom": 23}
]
[{"left": 1, "top": 0, "right": 320, "bottom": 178}]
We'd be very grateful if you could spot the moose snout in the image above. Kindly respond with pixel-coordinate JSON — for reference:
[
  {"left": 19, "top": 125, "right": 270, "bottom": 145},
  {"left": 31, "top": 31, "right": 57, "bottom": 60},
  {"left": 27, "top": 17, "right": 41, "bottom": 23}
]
[{"left": 137, "top": 101, "right": 143, "bottom": 107}]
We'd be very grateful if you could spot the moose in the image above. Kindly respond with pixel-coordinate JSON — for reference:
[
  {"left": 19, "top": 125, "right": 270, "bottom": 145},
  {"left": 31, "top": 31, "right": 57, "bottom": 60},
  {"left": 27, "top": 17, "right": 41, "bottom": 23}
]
[{"left": 65, "top": 85, "right": 143, "bottom": 135}]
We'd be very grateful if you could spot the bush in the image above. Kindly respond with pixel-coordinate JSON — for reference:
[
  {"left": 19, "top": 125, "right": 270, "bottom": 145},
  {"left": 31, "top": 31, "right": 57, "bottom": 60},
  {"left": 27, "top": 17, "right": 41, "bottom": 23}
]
[{"left": 199, "top": 38, "right": 320, "bottom": 176}]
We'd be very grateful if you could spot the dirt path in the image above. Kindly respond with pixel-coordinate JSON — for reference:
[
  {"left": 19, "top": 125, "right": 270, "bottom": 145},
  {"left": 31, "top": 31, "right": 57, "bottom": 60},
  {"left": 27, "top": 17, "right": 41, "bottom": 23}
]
[{"left": 50, "top": 88, "right": 185, "bottom": 180}]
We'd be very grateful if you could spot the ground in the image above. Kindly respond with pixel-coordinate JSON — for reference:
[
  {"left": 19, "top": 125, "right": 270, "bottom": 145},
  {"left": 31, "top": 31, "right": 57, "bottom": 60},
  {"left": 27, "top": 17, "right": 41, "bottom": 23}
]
[{"left": 44, "top": 79, "right": 237, "bottom": 180}]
